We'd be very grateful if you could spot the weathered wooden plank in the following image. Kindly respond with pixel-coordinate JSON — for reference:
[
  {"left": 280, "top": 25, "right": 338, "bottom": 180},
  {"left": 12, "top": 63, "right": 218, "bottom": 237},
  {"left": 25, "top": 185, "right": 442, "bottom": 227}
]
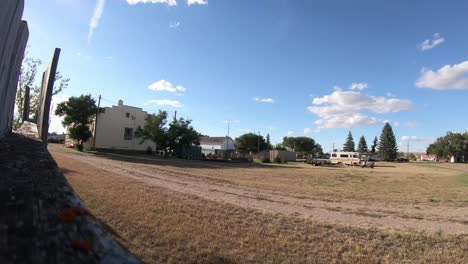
[
  {"left": 0, "top": 0, "right": 24, "bottom": 138},
  {"left": 37, "top": 48, "right": 61, "bottom": 143},
  {"left": 4, "top": 21, "right": 29, "bottom": 132},
  {"left": 0, "top": 0, "right": 16, "bottom": 60}
]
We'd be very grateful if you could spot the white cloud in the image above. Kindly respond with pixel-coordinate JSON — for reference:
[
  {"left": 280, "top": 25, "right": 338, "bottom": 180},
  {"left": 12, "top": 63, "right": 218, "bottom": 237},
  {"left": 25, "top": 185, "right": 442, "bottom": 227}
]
[
  {"left": 415, "top": 61, "right": 468, "bottom": 90},
  {"left": 149, "top": 99, "right": 183, "bottom": 108},
  {"left": 169, "top": 21, "right": 180, "bottom": 28},
  {"left": 333, "top": 85, "right": 342, "bottom": 91},
  {"left": 418, "top": 33, "right": 445, "bottom": 51},
  {"left": 304, "top": 128, "right": 320, "bottom": 134},
  {"left": 148, "top": 80, "right": 186, "bottom": 93},
  {"left": 394, "top": 121, "right": 400, "bottom": 127},
  {"left": 287, "top": 131, "right": 294, "bottom": 135},
  {"left": 127, "top": 0, "right": 177, "bottom": 6},
  {"left": 308, "top": 90, "right": 412, "bottom": 128},
  {"left": 314, "top": 114, "right": 381, "bottom": 129},
  {"left": 349, "top": 82, "right": 368, "bottom": 90},
  {"left": 255, "top": 97, "right": 274, "bottom": 103},
  {"left": 187, "top": 0, "right": 208, "bottom": 5},
  {"left": 87, "top": 0, "right": 106, "bottom": 45},
  {"left": 386, "top": 92, "right": 396, "bottom": 97}
]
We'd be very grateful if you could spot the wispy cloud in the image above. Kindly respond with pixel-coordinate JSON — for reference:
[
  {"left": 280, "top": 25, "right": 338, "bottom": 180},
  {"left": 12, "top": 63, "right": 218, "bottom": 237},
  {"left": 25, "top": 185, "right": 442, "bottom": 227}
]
[
  {"left": 349, "top": 82, "right": 368, "bottom": 90},
  {"left": 418, "top": 33, "right": 445, "bottom": 51},
  {"left": 87, "top": 0, "right": 206, "bottom": 44},
  {"left": 287, "top": 131, "right": 294, "bottom": 136},
  {"left": 148, "top": 80, "right": 186, "bottom": 93},
  {"left": 416, "top": 61, "right": 468, "bottom": 90},
  {"left": 254, "top": 97, "right": 274, "bottom": 103},
  {"left": 187, "top": 0, "right": 208, "bottom": 5},
  {"left": 169, "top": 21, "right": 181, "bottom": 28},
  {"left": 149, "top": 99, "right": 183, "bottom": 108},
  {"left": 88, "top": 0, "right": 106, "bottom": 45},
  {"left": 127, "top": 0, "right": 177, "bottom": 6}
]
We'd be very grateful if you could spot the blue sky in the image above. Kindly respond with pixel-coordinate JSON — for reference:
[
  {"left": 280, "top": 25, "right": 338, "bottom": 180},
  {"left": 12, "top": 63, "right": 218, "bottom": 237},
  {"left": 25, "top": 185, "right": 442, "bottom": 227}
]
[{"left": 23, "top": 0, "right": 468, "bottom": 152}]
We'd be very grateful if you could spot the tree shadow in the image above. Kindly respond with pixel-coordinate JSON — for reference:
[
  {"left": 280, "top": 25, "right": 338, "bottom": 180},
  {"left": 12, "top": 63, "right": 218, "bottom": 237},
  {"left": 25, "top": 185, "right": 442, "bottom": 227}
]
[{"left": 91, "top": 151, "right": 302, "bottom": 170}]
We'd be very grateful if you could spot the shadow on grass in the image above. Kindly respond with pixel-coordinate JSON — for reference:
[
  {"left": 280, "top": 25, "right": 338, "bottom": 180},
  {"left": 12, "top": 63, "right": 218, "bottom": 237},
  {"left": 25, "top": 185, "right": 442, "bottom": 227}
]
[{"left": 89, "top": 151, "right": 301, "bottom": 170}]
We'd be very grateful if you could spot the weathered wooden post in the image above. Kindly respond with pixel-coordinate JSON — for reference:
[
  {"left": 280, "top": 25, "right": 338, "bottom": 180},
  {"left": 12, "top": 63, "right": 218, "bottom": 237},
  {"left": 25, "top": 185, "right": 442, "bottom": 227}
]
[
  {"left": 37, "top": 48, "right": 61, "bottom": 143},
  {"left": 0, "top": 0, "right": 29, "bottom": 138},
  {"left": 22, "top": 85, "right": 30, "bottom": 122}
]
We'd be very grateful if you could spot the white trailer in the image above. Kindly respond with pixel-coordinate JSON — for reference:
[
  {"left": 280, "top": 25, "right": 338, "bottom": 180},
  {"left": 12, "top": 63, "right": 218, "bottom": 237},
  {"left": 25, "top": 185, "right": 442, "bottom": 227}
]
[{"left": 329, "top": 151, "right": 360, "bottom": 166}]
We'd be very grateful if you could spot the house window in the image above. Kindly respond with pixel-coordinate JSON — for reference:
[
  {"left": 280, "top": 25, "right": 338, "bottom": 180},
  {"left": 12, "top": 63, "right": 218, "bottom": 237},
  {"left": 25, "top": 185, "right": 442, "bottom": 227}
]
[
  {"left": 126, "top": 112, "right": 130, "bottom": 118},
  {"left": 124, "top": 128, "right": 133, "bottom": 140},
  {"left": 331, "top": 154, "right": 337, "bottom": 157},
  {"left": 98, "top": 108, "right": 105, "bottom": 113},
  {"left": 340, "top": 154, "right": 349, "bottom": 158}
]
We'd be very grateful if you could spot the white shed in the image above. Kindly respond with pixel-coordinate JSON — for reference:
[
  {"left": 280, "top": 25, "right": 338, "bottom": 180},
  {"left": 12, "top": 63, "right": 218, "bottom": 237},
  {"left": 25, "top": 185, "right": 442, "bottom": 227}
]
[{"left": 200, "top": 137, "right": 236, "bottom": 155}]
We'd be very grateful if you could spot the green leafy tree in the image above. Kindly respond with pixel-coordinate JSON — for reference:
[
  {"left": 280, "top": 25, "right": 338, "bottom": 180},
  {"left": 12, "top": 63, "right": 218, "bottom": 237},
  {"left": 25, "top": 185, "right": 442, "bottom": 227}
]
[
  {"left": 167, "top": 118, "right": 200, "bottom": 153},
  {"left": 266, "top": 134, "right": 272, "bottom": 150},
  {"left": 235, "top": 133, "right": 267, "bottom": 153},
  {"left": 343, "top": 131, "right": 355, "bottom": 152},
  {"left": 55, "top": 95, "right": 96, "bottom": 151},
  {"left": 135, "top": 111, "right": 168, "bottom": 154},
  {"left": 282, "top": 136, "right": 314, "bottom": 152},
  {"left": 427, "top": 132, "right": 468, "bottom": 162},
  {"left": 313, "top": 143, "right": 324, "bottom": 158},
  {"left": 273, "top": 143, "right": 286, "bottom": 151},
  {"left": 282, "top": 136, "right": 322, "bottom": 157},
  {"left": 370, "top": 136, "right": 378, "bottom": 153},
  {"left": 357, "top": 136, "right": 369, "bottom": 153},
  {"left": 378, "top": 123, "right": 398, "bottom": 161},
  {"left": 14, "top": 55, "right": 69, "bottom": 129}
]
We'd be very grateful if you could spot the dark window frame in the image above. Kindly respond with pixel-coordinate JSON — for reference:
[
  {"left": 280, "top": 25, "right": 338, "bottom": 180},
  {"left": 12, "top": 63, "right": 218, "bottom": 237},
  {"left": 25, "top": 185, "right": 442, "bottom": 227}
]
[{"left": 124, "top": 127, "right": 133, "bottom": 140}]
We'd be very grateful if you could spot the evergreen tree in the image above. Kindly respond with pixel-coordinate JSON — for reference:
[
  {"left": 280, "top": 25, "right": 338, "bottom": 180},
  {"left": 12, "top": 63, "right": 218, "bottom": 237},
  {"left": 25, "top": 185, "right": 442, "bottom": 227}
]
[
  {"left": 266, "top": 134, "right": 271, "bottom": 150},
  {"left": 343, "top": 131, "right": 355, "bottom": 152},
  {"left": 378, "top": 123, "right": 398, "bottom": 161},
  {"left": 371, "top": 136, "right": 378, "bottom": 153},
  {"left": 357, "top": 136, "right": 369, "bottom": 153}
]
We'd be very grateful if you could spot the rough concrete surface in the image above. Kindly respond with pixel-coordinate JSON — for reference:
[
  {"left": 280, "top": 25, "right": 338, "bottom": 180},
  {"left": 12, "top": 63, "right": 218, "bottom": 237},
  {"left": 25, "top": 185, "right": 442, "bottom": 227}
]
[{"left": 0, "top": 134, "right": 141, "bottom": 263}]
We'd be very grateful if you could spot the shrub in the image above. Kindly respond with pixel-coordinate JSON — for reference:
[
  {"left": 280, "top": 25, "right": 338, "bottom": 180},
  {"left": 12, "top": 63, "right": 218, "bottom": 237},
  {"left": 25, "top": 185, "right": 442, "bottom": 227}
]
[
  {"left": 146, "top": 146, "right": 153, "bottom": 155},
  {"left": 274, "top": 156, "right": 282, "bottom": 164},
  {"left": 75, "top": 144, "right": 84, "bottom": 152},
  {"left": 261, "top": 157, "right": 271, "bottom": 163}
]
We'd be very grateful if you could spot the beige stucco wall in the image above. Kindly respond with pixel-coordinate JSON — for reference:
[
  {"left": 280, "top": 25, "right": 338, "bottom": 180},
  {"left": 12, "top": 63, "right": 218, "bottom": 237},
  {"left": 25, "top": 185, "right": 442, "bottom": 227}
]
[{"left": 87, "top": 101, "right": 155, "bottom": 151}]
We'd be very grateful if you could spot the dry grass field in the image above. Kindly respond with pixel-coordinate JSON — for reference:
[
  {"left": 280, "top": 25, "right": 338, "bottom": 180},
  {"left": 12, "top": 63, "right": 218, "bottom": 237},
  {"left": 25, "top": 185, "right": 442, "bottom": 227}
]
[{"left": 49, "top": 144, "right": 468, "bottom": 263}]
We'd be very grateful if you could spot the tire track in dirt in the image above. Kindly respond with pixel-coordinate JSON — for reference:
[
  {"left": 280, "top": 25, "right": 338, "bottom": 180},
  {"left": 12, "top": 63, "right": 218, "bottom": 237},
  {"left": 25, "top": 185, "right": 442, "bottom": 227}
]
[{"left": 52, "top": 149, "right": 468, "bottom": 235}]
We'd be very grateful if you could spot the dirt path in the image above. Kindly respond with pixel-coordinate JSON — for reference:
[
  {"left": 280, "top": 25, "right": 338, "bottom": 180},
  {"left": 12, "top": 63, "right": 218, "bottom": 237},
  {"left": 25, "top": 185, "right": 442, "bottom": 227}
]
[{"left": 50, "top": 148, "right": 468, "bottom": 235}]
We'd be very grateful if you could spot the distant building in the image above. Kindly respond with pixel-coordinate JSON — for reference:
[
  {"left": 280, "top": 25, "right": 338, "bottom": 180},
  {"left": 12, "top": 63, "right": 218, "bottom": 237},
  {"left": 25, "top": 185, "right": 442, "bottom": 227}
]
[
  {"left": 83, "top": 100, "right": 154, "bottom": 151},
  {"left": 199, "top": 136, "right": 235, "bottom": 155},
  {"left": 420, "top": 154, "right": 437, "bottom": 162}
]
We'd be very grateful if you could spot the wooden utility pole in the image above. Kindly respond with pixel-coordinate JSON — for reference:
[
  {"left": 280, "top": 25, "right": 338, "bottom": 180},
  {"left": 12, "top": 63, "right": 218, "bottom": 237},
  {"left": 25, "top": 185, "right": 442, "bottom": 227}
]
[{"left": 93, "top": 95, "right": 101, "bottom": 150}]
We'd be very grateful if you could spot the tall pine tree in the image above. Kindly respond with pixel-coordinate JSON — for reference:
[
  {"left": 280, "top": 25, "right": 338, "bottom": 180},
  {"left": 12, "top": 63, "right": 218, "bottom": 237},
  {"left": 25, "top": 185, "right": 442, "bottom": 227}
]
[
  {"left": 371, "top": 136, "right": 378, "bottom": 153},
  {"left": 343, "top": 131, "right": 355, "bottom": 152},
  {"left": 378, "top": 123, "right": 398, "bottom": 161},
  {"left": 266, "top": 134, "right": 271, "bottom": 150},
  {"left": 357, "top": 136, "right": 369, "bottom": 153}
]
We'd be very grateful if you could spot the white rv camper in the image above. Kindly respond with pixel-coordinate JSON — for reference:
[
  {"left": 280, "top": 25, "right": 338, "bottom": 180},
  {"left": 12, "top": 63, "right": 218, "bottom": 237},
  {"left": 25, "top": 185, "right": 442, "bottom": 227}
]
[{"left": 329, "top": 151, "right": 360, "bottom": 165}]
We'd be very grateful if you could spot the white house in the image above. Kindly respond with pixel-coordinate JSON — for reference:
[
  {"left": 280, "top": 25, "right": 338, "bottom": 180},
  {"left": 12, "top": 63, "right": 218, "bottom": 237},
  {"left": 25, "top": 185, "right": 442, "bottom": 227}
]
[
  {"left": 83, "top": 100, "right": 154, "bottom": 151},
  {"left": 420, "top": 154, "right": 437, "bottom": 162},
  {"left": 199, "top": 136, "right": 236, "bottom": 155}
]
